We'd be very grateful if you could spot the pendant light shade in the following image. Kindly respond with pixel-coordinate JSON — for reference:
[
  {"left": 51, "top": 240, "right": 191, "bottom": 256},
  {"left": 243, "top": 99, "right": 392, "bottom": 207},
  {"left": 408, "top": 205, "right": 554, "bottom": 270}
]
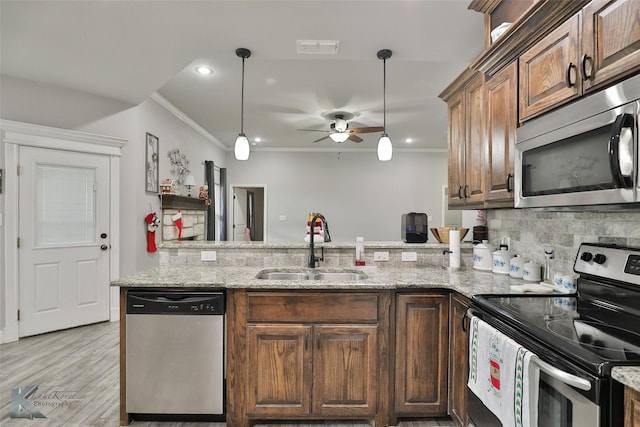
[
  {"left": 377, "top": 49, "right": 392, "bottom": 161},
  {"left": 235, "top": 48, "right": 251, "bottom": 161},
  {"left": 377, "top": 133, "right": 392, "bottom": 161}
]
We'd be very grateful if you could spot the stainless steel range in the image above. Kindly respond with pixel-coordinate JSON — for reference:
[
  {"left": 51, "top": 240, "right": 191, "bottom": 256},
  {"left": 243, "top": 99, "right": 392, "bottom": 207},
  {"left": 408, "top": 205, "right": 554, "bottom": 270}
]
[{"left": 468, "top": 243, "right": 640, "bottom": 427}]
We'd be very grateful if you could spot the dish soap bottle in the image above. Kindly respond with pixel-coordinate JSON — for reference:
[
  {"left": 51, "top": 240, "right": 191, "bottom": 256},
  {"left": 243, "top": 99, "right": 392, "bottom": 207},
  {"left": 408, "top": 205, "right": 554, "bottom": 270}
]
[{"left": 355, "top": 237, "right": 366, "bottom": 266}]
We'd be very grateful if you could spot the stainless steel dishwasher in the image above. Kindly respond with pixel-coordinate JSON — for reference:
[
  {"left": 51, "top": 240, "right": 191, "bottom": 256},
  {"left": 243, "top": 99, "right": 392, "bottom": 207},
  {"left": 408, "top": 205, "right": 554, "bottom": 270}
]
[{"left": 126, "top": 291, "right": 225, "bottom": 418}]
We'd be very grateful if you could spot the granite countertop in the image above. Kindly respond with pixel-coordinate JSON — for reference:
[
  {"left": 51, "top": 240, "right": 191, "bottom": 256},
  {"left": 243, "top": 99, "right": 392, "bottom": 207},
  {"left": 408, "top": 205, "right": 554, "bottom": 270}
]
[
  {"left": 111, "top": 264, "right": 537, "bottom": 298},
  {"left": 158, "top": 240, "right": 474, "bottom": 250},
  {"left": 612, "top": 366, "right": 640, "bottom": 392}
]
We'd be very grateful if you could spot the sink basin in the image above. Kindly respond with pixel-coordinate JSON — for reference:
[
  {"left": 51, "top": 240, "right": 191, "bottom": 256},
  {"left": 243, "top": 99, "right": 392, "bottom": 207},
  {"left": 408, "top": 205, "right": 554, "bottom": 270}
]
[
  {"left": 314, "top": 272, "right": 367, "bottom": 281},
  {"left": 256, "top": 272, "right": 312, "bottom": 280},
  {"left": 256, "top": 270, "right": 367, "bottom": 281}
]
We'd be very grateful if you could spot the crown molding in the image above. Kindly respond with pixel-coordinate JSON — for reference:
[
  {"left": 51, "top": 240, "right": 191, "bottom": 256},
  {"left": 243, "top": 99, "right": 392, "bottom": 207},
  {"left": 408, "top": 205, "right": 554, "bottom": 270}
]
[{"left": 150, "top": 92, "right": 227, "bottom": 151}]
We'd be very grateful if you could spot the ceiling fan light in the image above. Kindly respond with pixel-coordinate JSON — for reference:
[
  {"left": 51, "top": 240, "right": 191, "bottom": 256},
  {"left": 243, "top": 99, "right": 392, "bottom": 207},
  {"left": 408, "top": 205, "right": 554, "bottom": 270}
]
[
  {"left": 329, "top": 132, "right": 350, "bottom": 143},
  {"left": 234, "top": 133, "right": 250, "bottom": 160},
  {"left": 377, "top": 133, "right": 392, "bottom": 161}
]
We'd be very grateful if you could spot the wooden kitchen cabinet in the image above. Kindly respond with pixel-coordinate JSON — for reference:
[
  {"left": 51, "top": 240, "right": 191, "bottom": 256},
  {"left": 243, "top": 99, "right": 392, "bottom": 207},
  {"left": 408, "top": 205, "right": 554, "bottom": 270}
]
[
  {"left": 519, "top": 13, "right": 581, "bottom": 121},
  {"left": 247, "top": 324, "right": 312, "bottom": 416},
  {"left": 247, "top": 323, "right": 378, "bottom": 417},
  {"left": 485, "top": 61, "right": 517, "bottom": 204},
  {"left": 443, "top": 69, "right": 486, "bottom": 208},
  {"left": 230, "top": 290, "right": 390, "bottom": 427},
  {"left": 394, "top": 293, "right": 449, "bottom": 417},
  {"left": 520, "top": 0, "right": 640, "bottom": 121},
  {"left": 448, "top": 293, "right": 470, "bottom": 427},
  {"left": 625, "top": 386, "right": 640, "bottom": 427},
  {"left": 582, "top": 0, "right": 640, "bottom": 92}
]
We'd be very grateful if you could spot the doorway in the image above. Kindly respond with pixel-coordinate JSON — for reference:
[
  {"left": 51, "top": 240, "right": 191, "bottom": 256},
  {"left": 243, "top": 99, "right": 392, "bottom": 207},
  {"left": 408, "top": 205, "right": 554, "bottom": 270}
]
[{"left": 230, "top": 185, "right": 266, "bottom": 241}]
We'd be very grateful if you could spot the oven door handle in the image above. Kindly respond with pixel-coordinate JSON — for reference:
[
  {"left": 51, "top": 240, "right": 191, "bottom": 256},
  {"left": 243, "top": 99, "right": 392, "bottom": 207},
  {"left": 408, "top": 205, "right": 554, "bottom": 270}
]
[{"left": 531, "top": 357, "right": 592, "bottom": 391}]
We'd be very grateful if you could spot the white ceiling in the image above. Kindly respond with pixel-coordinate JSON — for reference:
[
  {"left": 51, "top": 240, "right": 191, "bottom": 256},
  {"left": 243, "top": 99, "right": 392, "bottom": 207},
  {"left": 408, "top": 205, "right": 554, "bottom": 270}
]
[{"left": 0, "top": 0, "right": 484, "bottom": 151}]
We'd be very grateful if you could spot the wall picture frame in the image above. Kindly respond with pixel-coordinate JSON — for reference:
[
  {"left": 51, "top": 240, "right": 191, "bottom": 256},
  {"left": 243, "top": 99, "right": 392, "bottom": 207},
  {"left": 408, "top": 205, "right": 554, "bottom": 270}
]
[{"left": 145, "top": 132, "right": 159, "bottom": 193}]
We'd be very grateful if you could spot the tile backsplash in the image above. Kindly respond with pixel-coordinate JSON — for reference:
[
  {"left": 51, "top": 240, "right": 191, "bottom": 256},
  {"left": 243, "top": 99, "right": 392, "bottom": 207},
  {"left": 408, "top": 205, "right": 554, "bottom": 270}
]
[{"left": 487, "top": 209, "right": 640, "bottom": 276}]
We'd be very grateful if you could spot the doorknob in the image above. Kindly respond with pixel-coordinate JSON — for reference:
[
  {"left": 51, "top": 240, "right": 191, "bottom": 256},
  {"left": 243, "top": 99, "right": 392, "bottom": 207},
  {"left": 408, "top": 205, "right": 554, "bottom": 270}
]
[
  {"left": 100, "top": 244, "right": 109, "bottom": 251},
  {"left": 100, "top": 233, "right": 108, "bottom": 239}
]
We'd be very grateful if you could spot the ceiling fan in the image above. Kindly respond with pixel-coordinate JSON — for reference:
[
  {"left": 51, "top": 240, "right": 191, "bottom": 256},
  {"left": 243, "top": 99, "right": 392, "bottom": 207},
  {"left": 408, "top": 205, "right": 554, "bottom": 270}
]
[{"left": 299, "top": 113, "right": 383, "bottom": 143}]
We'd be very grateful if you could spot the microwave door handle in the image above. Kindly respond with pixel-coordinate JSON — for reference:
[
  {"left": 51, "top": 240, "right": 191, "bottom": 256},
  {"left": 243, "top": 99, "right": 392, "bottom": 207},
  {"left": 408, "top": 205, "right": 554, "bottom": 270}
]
[
  {"left": 608, "top": 113, "right": 635, "bottom": 188},
  {"left": 532, "top": 357, "right": 592, "bottom": 391}
]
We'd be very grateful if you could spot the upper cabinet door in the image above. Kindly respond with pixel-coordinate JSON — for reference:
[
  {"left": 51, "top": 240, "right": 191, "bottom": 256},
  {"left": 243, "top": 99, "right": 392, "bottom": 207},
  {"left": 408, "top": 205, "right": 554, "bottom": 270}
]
[
  {"left": 464, "top": 75, "right": 486, "bottom": 205},
  {"left": 447, "top": 91, "right": 466, "bottom": 207},
  {"left": 485, "top": 61, "right": 517, "bottom": 203},
  {"left": 519, "top": 13, "right": 581, "bottom": 121},
  {"left": 582, "top": 0, "right": 640, "bottom": 91}
]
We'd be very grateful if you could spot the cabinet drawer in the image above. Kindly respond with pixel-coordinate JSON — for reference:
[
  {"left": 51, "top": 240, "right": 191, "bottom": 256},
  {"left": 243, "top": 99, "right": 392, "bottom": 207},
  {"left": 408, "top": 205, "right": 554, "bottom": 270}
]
[{"left": 247, "top": 292, "right": 379, "bottom": 323}]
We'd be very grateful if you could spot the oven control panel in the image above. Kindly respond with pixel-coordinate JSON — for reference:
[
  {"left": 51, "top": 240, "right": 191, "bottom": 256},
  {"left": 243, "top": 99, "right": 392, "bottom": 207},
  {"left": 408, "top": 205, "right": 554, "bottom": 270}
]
[{"left": 574, "top": 243, "right": 640, "bottom": 286}]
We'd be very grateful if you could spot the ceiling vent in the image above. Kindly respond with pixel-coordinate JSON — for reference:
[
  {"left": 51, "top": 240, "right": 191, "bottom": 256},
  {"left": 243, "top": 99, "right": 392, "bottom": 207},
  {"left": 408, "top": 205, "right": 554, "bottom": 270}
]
[{"left": 296, "top": 40, "right": 340, "bottom": 55}]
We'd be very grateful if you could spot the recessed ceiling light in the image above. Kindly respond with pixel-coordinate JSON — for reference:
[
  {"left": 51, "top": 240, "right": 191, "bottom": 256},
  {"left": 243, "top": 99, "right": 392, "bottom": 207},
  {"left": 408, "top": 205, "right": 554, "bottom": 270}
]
[
  {"left": 254, "top": 137, "right": 261, "bottom": 142},
  {"left": 405, "top": 138, "right": 414, "bottom": 143},
  {"left": 195, "top": 65, "right": 214, "bottom": 75}
]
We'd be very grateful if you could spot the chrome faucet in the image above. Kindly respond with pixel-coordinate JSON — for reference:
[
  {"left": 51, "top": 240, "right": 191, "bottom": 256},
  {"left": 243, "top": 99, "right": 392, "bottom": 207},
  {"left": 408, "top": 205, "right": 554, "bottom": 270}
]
[{"left": 308, "top": 213, "right": 331, "bottom": 268}]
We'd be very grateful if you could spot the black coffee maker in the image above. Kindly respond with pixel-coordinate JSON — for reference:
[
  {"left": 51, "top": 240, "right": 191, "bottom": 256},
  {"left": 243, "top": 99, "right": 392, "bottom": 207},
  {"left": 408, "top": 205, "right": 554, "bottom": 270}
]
[{"left": 402, "top": 213, "right": 428, "bottom": 243}]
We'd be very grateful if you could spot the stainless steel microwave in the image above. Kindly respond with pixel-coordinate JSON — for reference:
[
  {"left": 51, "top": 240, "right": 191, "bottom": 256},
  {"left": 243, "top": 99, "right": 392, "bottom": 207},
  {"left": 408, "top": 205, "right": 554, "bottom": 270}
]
[{"left": 515, "top": 75, "right": 640, "bottom": 209}]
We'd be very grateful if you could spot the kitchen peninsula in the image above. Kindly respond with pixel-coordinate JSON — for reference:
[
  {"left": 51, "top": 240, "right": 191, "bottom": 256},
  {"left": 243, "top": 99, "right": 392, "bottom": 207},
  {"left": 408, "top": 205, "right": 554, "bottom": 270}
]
[{"left": 113, "top": 241, "right": 526, "bottom": 427}]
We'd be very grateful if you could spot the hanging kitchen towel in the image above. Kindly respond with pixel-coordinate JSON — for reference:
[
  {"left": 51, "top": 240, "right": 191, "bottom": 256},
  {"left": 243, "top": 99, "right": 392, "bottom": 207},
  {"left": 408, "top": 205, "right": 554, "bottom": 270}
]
[{"left": 468, "top": 316, "right": 539, "bottom": 427}]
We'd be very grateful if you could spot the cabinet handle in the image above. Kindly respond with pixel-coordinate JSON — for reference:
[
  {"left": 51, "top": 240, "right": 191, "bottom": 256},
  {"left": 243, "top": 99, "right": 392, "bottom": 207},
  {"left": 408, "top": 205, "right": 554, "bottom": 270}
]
[
  {"left": 506, "top": 173, "right": 513, "bottom": 193},
  {"left": 458, "top": 186, "right": 463, "bottom": 199},
  {"left": 566, "top": 62, "right": 576, "bottom": 88},
  {"left": 461, "top": 312, "right": 470, "bottom": 332},
  {"left": 581, "top": 54, "right": 592, "bottom": 80},
  {"left": 463, "top": 185, "right": 468, "bottom": 199}
]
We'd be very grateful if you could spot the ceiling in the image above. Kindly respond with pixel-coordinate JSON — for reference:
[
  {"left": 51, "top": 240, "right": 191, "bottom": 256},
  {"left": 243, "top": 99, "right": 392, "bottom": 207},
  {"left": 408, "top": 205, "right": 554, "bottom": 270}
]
[{"left": 0, "top": 1, "right": 484, "bottom": 152}]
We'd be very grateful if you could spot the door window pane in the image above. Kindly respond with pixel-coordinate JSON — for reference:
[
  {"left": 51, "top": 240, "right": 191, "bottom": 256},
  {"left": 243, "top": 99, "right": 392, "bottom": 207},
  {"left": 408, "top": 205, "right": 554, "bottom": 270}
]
[{"left": 36, "top": 165, "right": 96, "bottom": 245}]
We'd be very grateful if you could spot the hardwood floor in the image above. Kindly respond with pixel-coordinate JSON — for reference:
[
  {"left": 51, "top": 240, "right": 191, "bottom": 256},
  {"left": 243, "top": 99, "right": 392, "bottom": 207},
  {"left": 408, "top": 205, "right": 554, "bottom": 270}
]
[{"left": 0, "top": 321, "right": 456, "bottom": 427}]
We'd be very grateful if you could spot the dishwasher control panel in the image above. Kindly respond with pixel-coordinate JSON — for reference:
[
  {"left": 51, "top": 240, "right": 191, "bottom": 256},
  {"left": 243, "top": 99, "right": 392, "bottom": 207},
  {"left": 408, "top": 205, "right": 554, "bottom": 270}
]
[{"left": 127, "top": 291, "right": 225, "bottom": 315}]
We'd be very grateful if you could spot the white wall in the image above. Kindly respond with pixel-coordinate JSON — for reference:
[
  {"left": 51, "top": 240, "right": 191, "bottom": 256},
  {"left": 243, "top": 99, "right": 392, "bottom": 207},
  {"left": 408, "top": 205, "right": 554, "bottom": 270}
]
[{"left": 227, "top": 150, "right": 448, "bottom": 242}]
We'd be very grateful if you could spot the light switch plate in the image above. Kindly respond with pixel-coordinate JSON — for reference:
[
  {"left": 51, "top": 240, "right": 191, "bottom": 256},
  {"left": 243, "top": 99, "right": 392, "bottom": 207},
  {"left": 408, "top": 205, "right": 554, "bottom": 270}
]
[
  {"left": 402, "top": 252, "right": 418, "bottom": 262},
  {"left": 200, "top": 251, "right": 217, "bottom": 261},
  {"left": 373, "top": 251, "right": 389, "bottom": 261}
]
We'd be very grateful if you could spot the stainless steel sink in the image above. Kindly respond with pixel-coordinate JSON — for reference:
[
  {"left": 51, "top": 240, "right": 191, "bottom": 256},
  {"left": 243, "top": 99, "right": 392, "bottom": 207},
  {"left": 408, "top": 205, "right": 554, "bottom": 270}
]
[
  {"left": 256, "top": 270, "right": 367, "bottom": 281},
  {"left": 256, "top": 272, "right": 312, "bottom": 280},
  {"left": 314, "top": 272, "right": 367, "bottom": 281}
]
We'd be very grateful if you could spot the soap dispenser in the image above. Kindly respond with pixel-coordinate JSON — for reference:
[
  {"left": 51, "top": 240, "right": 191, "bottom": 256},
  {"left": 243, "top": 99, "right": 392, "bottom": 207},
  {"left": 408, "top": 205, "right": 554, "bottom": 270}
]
[{"left": 355, "top": 237, "right": 366, "bottom": 266}]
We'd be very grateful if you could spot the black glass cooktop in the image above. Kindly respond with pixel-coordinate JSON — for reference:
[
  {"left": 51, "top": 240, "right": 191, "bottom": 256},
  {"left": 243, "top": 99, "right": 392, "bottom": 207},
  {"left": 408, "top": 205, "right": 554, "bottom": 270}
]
[{"left": 472, "top": 292, "right": 640, "bottom": 375}]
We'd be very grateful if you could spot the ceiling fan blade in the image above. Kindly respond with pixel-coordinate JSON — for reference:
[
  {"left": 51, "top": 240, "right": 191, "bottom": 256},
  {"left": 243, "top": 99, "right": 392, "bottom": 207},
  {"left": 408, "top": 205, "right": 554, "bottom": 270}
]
[
  {"left": 349, "top": 134, "right": 363, "bottom": 143},
  {"left": 313, "top": 135, "right": 330, "bottom": 143},
  {"left": 350, "top": 126, "right": 384, "bottom": 134}
]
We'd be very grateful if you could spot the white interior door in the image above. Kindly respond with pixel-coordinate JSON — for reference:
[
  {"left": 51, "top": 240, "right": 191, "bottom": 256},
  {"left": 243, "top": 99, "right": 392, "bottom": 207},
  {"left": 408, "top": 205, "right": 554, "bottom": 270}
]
[
  {"left": 18, "top": 146, "right": 111, "bottom": 337},
  {"left": 233, "top": 188, "right": 247, "bottom": 241}
]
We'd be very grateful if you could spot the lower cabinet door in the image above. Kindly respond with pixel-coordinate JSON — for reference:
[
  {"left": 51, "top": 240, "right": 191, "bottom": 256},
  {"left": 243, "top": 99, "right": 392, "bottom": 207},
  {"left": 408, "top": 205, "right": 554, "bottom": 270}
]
[
  {"left": 247, "top": 324, "right": 312, "bottom": 416},
  {"left": 312, "top": 325, "right": 378, "bottom": 417},
  {"left": 395, "top": 293, "right": 449, "bottom": 416},
  {"left": 449, "top": 293, "right": 470, "bottom": 427}
]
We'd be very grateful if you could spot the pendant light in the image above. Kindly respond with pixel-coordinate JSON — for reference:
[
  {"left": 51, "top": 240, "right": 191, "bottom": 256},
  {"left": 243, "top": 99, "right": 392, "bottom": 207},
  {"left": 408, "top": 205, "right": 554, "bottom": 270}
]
[
  {"left": 234, "top": 48, "right": 251, "bottom": 160},
  {"left": 377, "top": 49, "right": 392, "bottom": 161}
]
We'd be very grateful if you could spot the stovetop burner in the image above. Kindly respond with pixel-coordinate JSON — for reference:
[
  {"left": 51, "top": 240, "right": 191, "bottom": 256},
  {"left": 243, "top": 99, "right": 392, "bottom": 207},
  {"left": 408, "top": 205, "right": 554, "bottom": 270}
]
[{"left": 545, "top": 319, "right": 640, "bottom": 361}]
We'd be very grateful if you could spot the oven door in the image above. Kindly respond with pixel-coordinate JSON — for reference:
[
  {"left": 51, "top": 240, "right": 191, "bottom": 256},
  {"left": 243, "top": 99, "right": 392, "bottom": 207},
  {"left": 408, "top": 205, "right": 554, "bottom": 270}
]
[
  {"left": 515, "top": 99, "right": 638, "bottom": 209},
  {"left": 468, "top": 367, "right": 599, "bottom": 427},
  {"left": 466, "top": 308, "right": 601, "bottom": 427}
]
